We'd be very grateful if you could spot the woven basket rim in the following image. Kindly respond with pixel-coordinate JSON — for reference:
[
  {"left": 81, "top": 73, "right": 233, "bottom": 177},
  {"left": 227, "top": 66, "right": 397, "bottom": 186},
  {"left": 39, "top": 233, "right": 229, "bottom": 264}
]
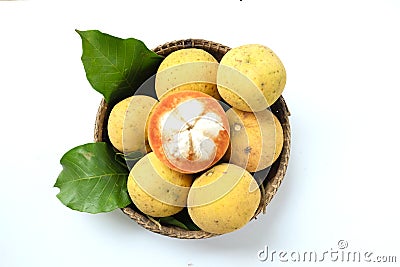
[{"left": 94, "top": 38, "right": 291, "bottom": 239}]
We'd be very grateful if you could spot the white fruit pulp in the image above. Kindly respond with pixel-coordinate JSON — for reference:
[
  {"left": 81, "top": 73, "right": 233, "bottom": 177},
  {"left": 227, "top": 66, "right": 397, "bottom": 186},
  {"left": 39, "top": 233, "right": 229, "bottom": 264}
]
[{"left": 158, "top": 99, "right": 225, "bottom": 168}]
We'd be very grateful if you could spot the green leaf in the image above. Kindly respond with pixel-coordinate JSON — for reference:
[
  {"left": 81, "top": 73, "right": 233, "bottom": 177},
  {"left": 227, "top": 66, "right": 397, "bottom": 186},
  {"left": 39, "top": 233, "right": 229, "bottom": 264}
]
[
  {"left": 54, "top": 142, "right": 131, "bottom": 213},
  {"left": 158, "top": 209, "right": 201, "bottom": 231},
  {"left": 76, "top": 29, "right": 163, "bottom": 104},
  {"left": 173, "top": 208, "right": 201, "bottom": 231},
  {"left": 158, "top": 217, "right": 190, "bottom": 231}
]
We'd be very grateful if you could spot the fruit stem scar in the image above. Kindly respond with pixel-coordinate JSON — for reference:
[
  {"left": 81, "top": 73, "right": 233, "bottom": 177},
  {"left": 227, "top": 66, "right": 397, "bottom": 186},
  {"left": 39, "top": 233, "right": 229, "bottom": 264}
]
[
  {"left": 244, "top": 146, "right": 252, "bottom": 154},
  {"left": 234, "top": 123, "right": 242, "bottom": 131},
  {"left": 206, "top": 170, "right": 214, "bottom": 176}
]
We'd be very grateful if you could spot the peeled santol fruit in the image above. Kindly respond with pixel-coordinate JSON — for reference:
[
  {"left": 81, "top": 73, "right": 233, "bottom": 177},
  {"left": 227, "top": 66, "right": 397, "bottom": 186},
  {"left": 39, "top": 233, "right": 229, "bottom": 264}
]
[
  {"left": 107, "top": 95, "right": 157, "bottom": 154},
  {"left": 217, "top": 44, "right": 286, "bottom": 112},
  {"left": 147, "top": 90, "right": 230, "bottom": 174},
  {"left": 224, "top": 108, "right": 284, "bottom": 172},
  {"left": 127, "top": 152, "right": 193, "bottom": 217},
  {"left": 187, "top": 163, "right": 261, "bottom": 234},
  {"left": 155, "top": 48, "right": 220, "bottom": 100}
]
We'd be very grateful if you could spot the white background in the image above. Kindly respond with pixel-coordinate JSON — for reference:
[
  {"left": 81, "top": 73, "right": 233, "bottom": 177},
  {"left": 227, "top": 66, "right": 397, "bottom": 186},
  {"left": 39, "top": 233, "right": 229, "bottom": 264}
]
[{"left": 1, "top": 0, "right": 399, "bottom": 266}]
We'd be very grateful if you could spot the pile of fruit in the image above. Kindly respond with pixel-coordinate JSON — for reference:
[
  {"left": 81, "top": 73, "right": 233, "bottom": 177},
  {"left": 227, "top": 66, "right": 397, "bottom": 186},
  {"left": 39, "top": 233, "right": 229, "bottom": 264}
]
[
  {"left": 54, "top": 30, "right": 287, "bottom": 236},
  {"left": 107, "top": 45, "right": 286, "bottom": 234}
]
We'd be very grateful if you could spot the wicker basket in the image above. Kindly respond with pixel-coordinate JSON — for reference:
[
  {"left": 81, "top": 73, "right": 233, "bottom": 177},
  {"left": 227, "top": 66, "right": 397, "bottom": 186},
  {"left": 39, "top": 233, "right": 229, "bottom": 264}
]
[{"left": 94, "top": 39, "right": 291, "bottom": 239}]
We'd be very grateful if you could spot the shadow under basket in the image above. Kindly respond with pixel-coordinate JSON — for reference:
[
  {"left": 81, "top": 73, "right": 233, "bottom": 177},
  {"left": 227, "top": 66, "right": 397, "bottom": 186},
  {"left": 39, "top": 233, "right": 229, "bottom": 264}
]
[{"left": 94, "top": 39, "right": 291, "bottom": 239}]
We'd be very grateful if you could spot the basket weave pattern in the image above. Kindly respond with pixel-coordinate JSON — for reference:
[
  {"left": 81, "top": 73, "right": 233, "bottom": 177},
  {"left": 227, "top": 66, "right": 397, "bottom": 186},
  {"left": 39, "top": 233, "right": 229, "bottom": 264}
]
[{"left": 94, "top": 39, "right": 291, "bottom": 239}]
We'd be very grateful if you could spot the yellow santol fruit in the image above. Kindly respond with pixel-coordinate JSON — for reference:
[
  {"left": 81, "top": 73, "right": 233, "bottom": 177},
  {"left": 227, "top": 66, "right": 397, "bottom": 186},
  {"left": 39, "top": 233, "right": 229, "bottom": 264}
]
[
  {"left": 155, "top": 48, "right": 220, "bottom": 100},
  {"left": 224, "top": 108, "right": 284, "bottom": 172},
  {"left": 187, "top": 163, "right": 261, "bottom": 234},
  {"left": 217, "top": 44, "right": 286, "bottom": 112},
  {"left": 107, "top": 95, "right": 157, "bottom": 154},
  {"left": 127, "top": 152, "right": 193, "bottom": 217}
]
